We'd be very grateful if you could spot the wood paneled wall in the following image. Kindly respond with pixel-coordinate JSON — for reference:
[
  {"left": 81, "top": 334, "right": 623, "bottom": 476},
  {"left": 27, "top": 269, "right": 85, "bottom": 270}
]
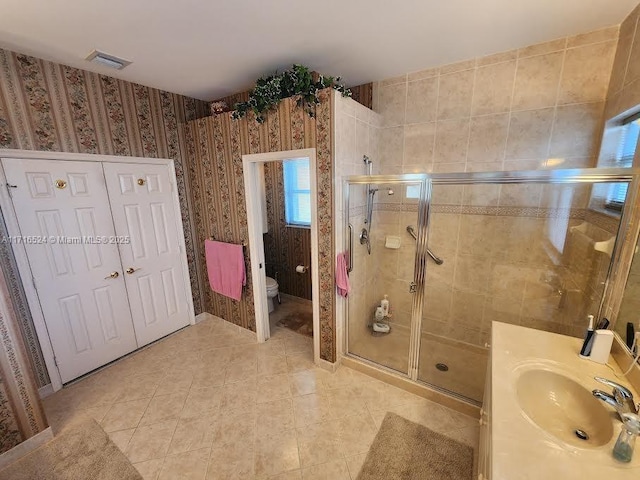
[
  {"left": 263, "top": 161, "right": 312, "bottom": 300},
  {"left": 185, "top": 92, "right": 336, "bottom": 361}
]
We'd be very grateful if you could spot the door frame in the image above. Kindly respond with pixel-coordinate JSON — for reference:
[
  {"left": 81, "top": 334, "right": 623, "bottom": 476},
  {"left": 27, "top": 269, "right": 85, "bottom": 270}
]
[
  {"left": 242, "top": 148, "right": 321, "bottom": 365},
  {"left": 0, "top": 149, "right": 196, "bottom": 391}
]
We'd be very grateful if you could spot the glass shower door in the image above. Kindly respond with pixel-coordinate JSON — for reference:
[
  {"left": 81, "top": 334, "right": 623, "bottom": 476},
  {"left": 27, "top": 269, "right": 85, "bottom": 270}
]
[
  {"left": 345, "top": 177, "right": 426, "bottom": 375},
  {"left": 417, "top": 177, "right": 630, "bottom": 404}
]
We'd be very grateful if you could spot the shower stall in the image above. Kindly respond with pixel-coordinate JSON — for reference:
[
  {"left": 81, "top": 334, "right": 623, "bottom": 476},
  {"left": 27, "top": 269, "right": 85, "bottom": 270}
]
[{"left": 344, "top": 168, "right": 638, "bottom": 405}]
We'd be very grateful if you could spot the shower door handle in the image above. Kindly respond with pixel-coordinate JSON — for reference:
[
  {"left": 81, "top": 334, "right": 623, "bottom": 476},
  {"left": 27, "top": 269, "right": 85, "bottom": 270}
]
[
  {"left": 409, "top": 282, "right": 417, "bottom": 293},
  {"left": 347, "top": 223, "right": 353, "bottom": 273}
]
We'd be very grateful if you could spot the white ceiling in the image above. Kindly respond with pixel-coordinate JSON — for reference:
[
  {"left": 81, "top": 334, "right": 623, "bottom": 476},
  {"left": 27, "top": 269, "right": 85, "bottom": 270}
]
[{"left": 0, "top": 0, "right": 638, "bottom": 101}]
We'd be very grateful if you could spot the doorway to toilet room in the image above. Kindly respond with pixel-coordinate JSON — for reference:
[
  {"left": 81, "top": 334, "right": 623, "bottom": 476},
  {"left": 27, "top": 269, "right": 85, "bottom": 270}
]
[{"left": 243, "top": 148, "right": 319, "bottom": 364}]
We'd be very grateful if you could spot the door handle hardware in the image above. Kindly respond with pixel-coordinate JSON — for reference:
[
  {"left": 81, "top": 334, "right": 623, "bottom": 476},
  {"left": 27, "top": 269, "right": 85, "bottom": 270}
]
[
  {"left": 137, "top": 178, "right": 145, "bottom": 186},
  {"left": 55, "top": 179, "right": 67, "bottom": 189},
  {"left": 104, "top": 271, "right": 119, "bottom": 279},
  {"left": 125, "top": 267, "right": 140, "bottom": 274}
]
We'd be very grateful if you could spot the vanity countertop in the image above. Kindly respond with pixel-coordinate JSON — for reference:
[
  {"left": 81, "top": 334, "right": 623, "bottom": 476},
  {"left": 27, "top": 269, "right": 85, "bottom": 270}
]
[{"left": 492, "top": 322, "right": 640, "bottom": 479}]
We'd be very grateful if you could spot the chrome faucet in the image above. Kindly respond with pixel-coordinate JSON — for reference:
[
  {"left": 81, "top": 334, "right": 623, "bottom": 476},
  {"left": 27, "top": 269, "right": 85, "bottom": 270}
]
[{"left": 592, "top": 377, "right": 639, "bottom": 421}]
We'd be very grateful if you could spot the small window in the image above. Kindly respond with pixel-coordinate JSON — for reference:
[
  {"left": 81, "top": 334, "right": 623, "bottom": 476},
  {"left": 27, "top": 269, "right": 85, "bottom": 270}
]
[
  {"left": 283, "top": 158, "right": 311, "bottom": 227},
  {"left": 605, "top": 114, "right": 639, "bottom": 212}
]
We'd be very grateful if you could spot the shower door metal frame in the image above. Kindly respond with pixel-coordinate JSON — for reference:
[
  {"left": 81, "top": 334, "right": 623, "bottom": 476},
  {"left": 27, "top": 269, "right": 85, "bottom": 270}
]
[
  {"left": 344, "top": 168, "right": 640, "bottom": 400},
  {"left": 344, "top": 173, "right": 430, "bottom": 380}
]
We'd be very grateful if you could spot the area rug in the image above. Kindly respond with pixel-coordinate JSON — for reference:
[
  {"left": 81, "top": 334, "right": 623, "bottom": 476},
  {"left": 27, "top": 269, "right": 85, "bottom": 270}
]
[
  {"left": 276, "top": 311, "right": 313, "bottom": 337},
  {"left": 357, "top": 412, "right": 473, "bottom": 480},
  {"left": 0, "top": 418, "right": 142, "bottom": 480}
]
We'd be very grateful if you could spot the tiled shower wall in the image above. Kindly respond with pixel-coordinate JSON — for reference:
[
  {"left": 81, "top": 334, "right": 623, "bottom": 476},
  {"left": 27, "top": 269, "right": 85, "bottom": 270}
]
[
  {"left": 369, "top": 26, "right": 623, "bottom": 348},
  {"left": 372, "top": 26, "right": 619, "bottom": 174},
  {"left": 333, "top": 95, "right": 381, "bottom": 354}
]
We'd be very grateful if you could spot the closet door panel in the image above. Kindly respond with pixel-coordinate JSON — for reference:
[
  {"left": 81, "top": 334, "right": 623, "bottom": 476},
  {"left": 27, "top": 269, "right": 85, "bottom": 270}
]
[
  {"left": 103, "top": 163, "right": 190, "bottom": 346},
  {"left": 2, "top": 158, "right": 137, "bottom": 383}
]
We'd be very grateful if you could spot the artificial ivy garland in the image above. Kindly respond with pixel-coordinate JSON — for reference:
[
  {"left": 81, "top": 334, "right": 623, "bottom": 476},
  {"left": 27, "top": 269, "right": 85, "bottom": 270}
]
[{"left": 231, "top": 64, "right": 351, "bottom": 123}]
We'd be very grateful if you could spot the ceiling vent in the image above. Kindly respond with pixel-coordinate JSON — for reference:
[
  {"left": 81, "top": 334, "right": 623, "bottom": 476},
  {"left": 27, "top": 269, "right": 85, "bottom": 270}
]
[{"left": 85, "top": 50, "right": 131, "bottom": 70}]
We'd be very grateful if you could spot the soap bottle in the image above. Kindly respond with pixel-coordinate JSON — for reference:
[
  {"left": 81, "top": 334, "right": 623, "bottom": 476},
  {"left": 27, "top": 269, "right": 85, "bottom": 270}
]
[
  {"left": 381, "top": 295, "right": 389, "bottom": 317},
  {"left": 613, "top": 413, "right": 640, "bottom": 463}
]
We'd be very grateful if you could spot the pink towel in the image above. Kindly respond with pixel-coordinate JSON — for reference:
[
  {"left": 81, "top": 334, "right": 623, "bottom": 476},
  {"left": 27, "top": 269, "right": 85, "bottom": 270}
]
[
  {"left": 205, "top": 239, "right": 246, "bottom": 301},
  {"left": 336, "top": 251, "right": 351, "bottom": 298}
]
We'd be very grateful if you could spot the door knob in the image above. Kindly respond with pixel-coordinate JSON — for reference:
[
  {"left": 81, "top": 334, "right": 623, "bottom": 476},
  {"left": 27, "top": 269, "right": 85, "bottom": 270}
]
[
  {"left": 104, "top": 271, "right": 119, "bottom": 279},
  {"left": 125, "top": 267, "right": 140, "bottom": 274}
]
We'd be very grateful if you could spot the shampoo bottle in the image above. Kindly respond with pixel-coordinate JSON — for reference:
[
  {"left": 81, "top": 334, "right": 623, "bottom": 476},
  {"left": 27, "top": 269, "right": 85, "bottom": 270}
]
[{"left": 381, "top": 295, "right": 389, "bottom": 317}]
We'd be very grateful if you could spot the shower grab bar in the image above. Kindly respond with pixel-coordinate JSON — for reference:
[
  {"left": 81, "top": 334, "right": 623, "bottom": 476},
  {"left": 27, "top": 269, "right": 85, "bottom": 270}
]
[
  {"left": 406, "top": 226, "right": 444, "bottom": 265},
  {"left": 347, "top": 223, "right": 354, "bottom": 273}
]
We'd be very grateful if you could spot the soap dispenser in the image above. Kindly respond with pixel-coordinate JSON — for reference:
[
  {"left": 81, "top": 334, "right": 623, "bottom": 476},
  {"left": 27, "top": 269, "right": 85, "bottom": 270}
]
[{"left": 613, "top": 413, "right": 640, "bottom": 463}]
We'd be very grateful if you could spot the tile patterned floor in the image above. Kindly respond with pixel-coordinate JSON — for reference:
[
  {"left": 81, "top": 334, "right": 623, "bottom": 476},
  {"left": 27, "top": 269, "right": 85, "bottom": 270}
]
[{"left": 42, "top": 314, "right": 479, "bottom": 480}]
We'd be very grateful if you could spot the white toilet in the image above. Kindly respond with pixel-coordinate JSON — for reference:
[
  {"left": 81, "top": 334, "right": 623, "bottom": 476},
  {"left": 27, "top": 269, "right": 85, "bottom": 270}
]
[{"left": 266, "top": 276, "right": 280, "bottom": 313}]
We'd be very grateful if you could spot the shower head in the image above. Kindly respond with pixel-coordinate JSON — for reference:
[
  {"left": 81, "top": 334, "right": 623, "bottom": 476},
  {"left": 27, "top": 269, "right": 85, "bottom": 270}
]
[
  {"left": 387, "top": 189, "right": 394, "bottom": 195},
  {"left": 363, "top": 155, "right": 372, "bottom": 165}
]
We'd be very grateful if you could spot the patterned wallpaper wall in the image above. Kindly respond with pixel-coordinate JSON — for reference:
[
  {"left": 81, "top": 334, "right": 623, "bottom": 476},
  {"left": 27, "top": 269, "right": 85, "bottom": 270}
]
[
  {"left": 263, "top": 161, "right": 312, "bottom": 300},
  {"left": 185, "top": 92, "right": 337, "bottom": 361},
  {"left": 0, "top": 266, "right": 48, "bottom": 454},
  {"left": 0, "top": 48, "right": 209, "bottom": 393}
]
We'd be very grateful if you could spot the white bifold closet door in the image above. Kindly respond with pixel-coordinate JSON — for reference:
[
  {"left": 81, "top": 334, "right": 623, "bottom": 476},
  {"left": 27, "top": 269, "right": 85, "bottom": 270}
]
[
  {"left": 2, "top": 159, "right": 138, "bottom": 383},
  {"left": 103, "top": 163, "right": 190, "bottom": 347}
]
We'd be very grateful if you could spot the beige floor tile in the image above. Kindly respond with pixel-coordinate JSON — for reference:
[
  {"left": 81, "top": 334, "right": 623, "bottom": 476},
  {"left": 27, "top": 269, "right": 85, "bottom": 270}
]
[
  {"left": 297, "top": 435, "right": 344, "bottom": 468},
  {"left": 270, "top": 470, "right": 302, "bottom": 480},
  {"left": 108, "top": 427, "right": 135, "bottom": 452},
  {"left": 219, "top": 379, "right": 257, "bottom": 411},
  {"left": 134, "top": 458, "right": 164, "bottom": 480},
  {"left": 286, "top": 354, "right": 315, "bottom": 374},
  {"left": 446, "top": 424, "right": 480, "bottom": 448},
  {"left": 126, "top": 418, "right": 178, "bottom": 463},
  {"left": 191, "top": 368, "right": 226, "bottom": 390},
  {"left": 293, "top": 394, "right": 333, "bottom": 427},
  {"left": 257, "top": 374, "right": 292, "bottom": 403},
  {"left": 169, "top": 417, "right": 216, "bottom": 454},
  {"left": 254, "top": 429, "right": 300, "bottom": 478},
  {"left": 258, "top": 355, "right": 289, "bottom": 375},
  {"left": 181, "top": 386, "right": 223, "bottom": 419},
  {"left": 256, "top": 398, "right": 295, "bottom": 435},
  {"left": 158, "top": 448, "right": 210, "bottom": 480},
  {"left": 326, "top": 387, "right": 368, "bottom": 419},
  {"left": 224, "top": 361, "right": 258, "bottom": 384},
  {"left": 116, "top": 375, "right": 160, "bottom": 403},
  {"left": 211, "top": 406, "right": 256, "bottom": 450},
  {"left": 207, "top": 445, "right": 255, "bottom": 480},
  {"left": 301, "top": 459, "right": 350, "bottom": 480},
  {"left": 101, "top": 398, "right": 151, "bottom": 432},
  {"left": 295, "top": 420, "right": 341, "bottom": 443},
  {"left": 140, "top": 393, "right": 187, "bottom": 426},
  {"left": 257, "top": 339, "right": 286, "bottom": 358},
  {"left": 288, "top": 370, "right": 329, "bottom": 397},
  {"left": 344, "top": 453, "right": 367, "bottom": 478},
  {"left": 155, "top": 372, "right": 195, "bottom": 396},
  {"left": 335, "top": 414, "right": 377, "bottom": 457}
]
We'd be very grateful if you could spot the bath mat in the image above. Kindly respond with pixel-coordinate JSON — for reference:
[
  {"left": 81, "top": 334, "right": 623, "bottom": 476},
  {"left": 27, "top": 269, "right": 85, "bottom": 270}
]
[
  {"left": 357, "top": 412, "right": 473, "bottom": 480},
  {"left": 276, "top": 311, "right": 313, "bottom": 337},
  {"left": 0, "top": 418, "right": 142, "bottom": 480}
]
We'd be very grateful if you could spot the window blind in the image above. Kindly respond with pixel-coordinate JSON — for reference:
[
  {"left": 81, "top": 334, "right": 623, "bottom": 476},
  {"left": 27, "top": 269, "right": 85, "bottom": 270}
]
[
  {"left": 283, "top": 158, "right": 311, "bottom": 227},
  {"left": 606, "top": 117, "right": 639, "bottom": 210}
]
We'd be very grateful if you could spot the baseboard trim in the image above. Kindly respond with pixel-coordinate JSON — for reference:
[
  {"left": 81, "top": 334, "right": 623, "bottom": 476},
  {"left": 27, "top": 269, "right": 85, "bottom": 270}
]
[
  {"left": 316, "top": 357, "right": 339, "bottom": 373},
  {"left": 38, "top": 384, "right": 54, "bottom": 399},
  {"left": 0, "top": 427, "right": 53, "bottom": 470}
]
